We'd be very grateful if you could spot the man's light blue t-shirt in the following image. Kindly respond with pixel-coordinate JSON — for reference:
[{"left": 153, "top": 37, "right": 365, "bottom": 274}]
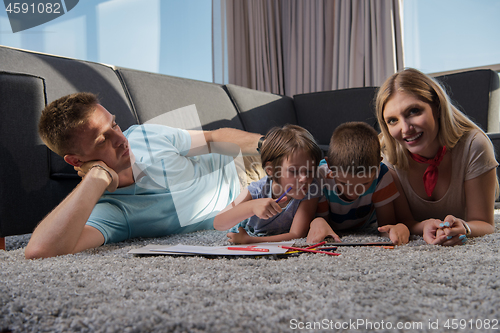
[{"left": 86, "top": 124, "right": 241, "bottom": 244}]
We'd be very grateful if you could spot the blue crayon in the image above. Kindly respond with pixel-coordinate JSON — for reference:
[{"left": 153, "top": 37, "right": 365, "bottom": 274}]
[{"left": 276, "top": 187, "right": 292, "bottom": 203}]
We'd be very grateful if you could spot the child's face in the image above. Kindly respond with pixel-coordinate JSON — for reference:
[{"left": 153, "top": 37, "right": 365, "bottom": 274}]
[
  {"left": 333, "top": 173, "right": 376, "bottom": 201},
  {"left": 272, "top": 149, "right": 316, "bottom": 200}
]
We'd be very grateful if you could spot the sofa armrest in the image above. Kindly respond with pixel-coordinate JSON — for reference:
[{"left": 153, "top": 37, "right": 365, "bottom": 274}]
[
  {"left": 0, "top": 72, "right": 79, "bottom": 237},
  {"left": 487, "top": 132, "right": 500, "bottom": 203}
]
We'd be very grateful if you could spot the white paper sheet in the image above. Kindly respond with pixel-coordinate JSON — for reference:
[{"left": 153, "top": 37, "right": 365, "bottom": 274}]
[{"left": 128, "top": 241, "right": 294, "bottom": 256}]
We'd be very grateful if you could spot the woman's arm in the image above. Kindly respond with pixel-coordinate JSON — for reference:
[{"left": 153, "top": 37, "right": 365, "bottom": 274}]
[
  {"left": 227, "top": 198, "right": 320, "bottom": 244},
  {"left": 434, "top": 168, "right": 497, "bottom": 245},
  {"left": 463, "top": 168, "right": 496, "bottom": 234}
]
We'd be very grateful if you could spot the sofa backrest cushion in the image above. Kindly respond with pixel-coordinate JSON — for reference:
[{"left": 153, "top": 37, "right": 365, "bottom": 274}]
[
  {"left": 0, "top": 72, "right": 80, "bottom": 236},
  {"left": 435, "top": 69, "right": 500, "bottom": 133},
  {"left": 224, "top": 84, "right": 297, "bottom": 135},
  {"left": 0, "top": 47, "right": 136, "bottom": 126},
  {"left": 293, "top": 87, "right": 379, "bottom": 146},
  {"left": 116, "top": 68, "right": 244, "bottom": 131},
  {"left": 0, "top": 46, "right": 137, "bottom": 179}
]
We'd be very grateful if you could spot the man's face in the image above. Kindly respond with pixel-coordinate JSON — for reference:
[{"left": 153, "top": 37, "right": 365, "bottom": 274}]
[{"left": 74, "top": 104, "right": 131, "bottom": 173}]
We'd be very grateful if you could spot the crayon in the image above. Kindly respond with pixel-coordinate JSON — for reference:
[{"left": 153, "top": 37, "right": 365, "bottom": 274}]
[
  {"left": 276, "top": 187, "right": 292, "bottom": 203},
  {"left": 281, "top": 245, "right": 340, "bottom": 256},
  {"left": 305, "top": 241, "right": 326, "bottom": 249}
]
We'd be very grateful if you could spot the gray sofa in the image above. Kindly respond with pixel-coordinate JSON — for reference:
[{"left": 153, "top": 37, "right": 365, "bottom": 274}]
[{"left": 1, "top": 45, "right": 499, "bottom": 245}]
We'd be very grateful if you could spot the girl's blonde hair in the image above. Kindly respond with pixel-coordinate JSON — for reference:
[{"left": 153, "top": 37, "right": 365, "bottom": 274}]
[
  {"left": 375, "top": 68, "right": 483, "bottom": 170},
  {"left": 260, "top": 124, "right": 322, "bottom": 178}
]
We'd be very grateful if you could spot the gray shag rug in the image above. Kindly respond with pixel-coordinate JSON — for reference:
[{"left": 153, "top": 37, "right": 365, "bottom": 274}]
[{"left": 2, "top": 213, "right": 500, "bottom": 333}]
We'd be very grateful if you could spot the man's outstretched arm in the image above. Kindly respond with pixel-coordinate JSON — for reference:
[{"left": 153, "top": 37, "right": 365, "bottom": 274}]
[
  {"left": 207, "top": 128, "right": 263, "bottom": 155},
  {"left": 24, "top": 165, "right": 114, "bottom": 259},
  {"left": 187, "top": 128, "right": 263, "bottom": 157}
]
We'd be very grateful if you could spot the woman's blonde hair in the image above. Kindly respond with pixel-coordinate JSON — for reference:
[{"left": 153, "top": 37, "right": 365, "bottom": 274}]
[
  {"left": 260, "top": 124, "right": 322, "bottom": 178},
  {"left": 375, "top": 68, "right": 483, "bottom": 170}
]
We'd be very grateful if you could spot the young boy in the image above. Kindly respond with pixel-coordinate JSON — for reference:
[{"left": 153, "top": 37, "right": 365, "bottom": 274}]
[{"left": 306, "top": 122, "right": 409, "bottom": 245}]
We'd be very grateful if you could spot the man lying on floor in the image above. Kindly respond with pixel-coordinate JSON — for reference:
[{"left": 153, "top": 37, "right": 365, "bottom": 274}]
[{"left": 25, "top": 92, "right": 264, "bottom": 259}]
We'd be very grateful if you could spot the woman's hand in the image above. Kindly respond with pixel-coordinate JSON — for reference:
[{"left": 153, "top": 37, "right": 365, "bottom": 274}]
[
  {"left": 422, "top": 218, "right": 447, "bottom": 245},
  {"left": 437, "top": 215, "right": 468, "bottom": 246},
  {"left": 422, "top": 216, "right": 467, "bottom": 246}
]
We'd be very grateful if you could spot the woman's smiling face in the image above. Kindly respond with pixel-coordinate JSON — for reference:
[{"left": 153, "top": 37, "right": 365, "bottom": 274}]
[{"left": 383, "top": 90, "right": 441, "bottom": 158}]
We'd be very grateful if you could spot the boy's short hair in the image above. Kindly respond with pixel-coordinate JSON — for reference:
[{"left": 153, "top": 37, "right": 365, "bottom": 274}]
[
  {"left": 328, "top": 122, "right": 380, "bottom": 174},
  {"left": 38, "top": 92, "right": 99, "bottom": 157},
  {"left": 260, "top": 124, "right": 322, "bottom": 174}
]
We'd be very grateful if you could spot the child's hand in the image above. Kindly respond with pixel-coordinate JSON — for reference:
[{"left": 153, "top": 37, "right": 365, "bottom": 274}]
[
  {"left": 251, "top": 198, "right": 284, "bottom": 220},
  {"left": 227, "top": 227, "right": 252, "bottom": 244},
  {"left": 306, "top": 217, "right": 341, "bottom": 244},
  {"left": 378, "top": 223, "right": 409, "bottom": 245}
]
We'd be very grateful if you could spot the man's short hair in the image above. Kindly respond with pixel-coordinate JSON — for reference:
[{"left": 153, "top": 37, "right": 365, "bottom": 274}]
[
  {"left": 38, "top": 92, "right": 99, "bottom": 156},
  {"left": 327, "top": 122, "right": 380, "bottom": 174}
]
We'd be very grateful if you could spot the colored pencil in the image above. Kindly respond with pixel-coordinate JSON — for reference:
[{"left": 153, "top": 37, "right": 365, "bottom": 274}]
[
  {"left": 280, "top": 245, "right": 340, "bottom": 256},
  {"left": 305, "top": 241, "right": 326, "bottom": 249},
  {"left": 276, "top": 187, "right": 292, "bottom": 203},
  {"left": 322, "top": 241, "right": 394, "bottom": 247}
]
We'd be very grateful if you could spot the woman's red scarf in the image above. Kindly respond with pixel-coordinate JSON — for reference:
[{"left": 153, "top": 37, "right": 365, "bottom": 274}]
[{"left": 409, "top": 146, "right": 447, "bottom": 197}]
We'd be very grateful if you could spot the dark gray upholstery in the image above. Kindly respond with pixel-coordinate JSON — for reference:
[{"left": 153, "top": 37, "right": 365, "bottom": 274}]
[
  {"left": 0, "top": 47, "right": 138, "bottom": 180},
  {"left": 0, "top": 72, "right": 79, "bottom": 236},
  {"left": 224, "top": 84, "right": 297, "bottom": 135},
  {"left": 117, "top": 68, "right": 244, "bottom": 130},
  {"left": 435, "top": 70, "right": 500, "bottom": 183},
  {"left": 0, "top": 47, "right": 135, "bottom": 125},
  {"left": 435, "top": 69, "right": 500, "bottom": 133},
  {"left": 293, "top": 87, "right": 379, "bottom": 146}
]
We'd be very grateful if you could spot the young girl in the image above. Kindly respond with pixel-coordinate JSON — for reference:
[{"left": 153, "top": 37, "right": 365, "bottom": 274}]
[{"left": 213, "top": 124, "right": 323, "bottom": 244}]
